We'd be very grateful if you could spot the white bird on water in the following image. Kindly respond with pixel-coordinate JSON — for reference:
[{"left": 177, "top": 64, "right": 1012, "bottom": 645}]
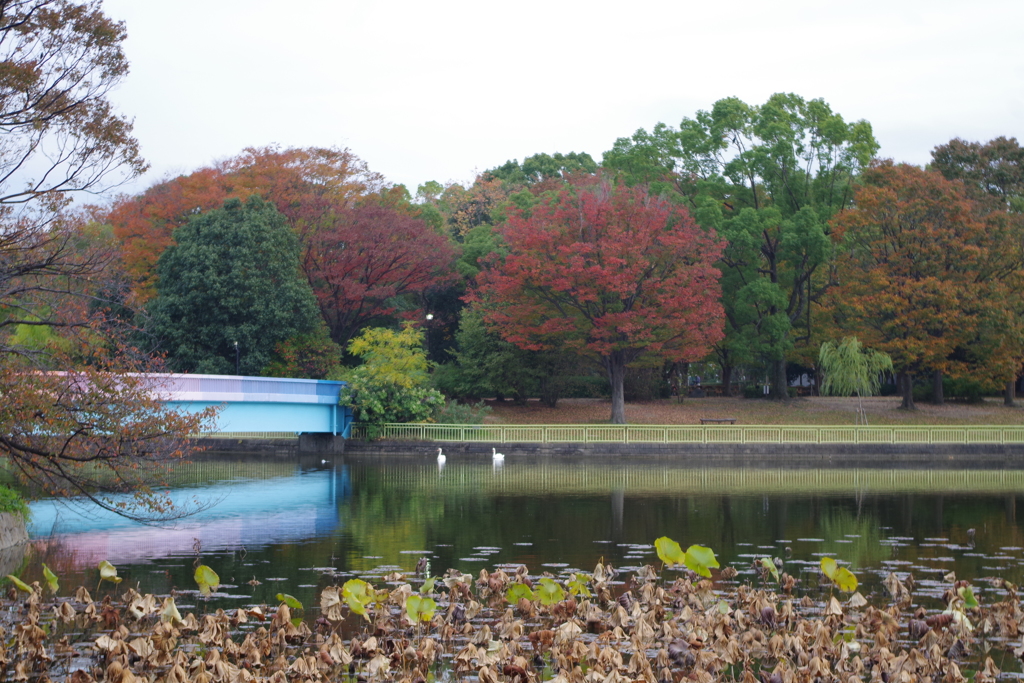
[
  {"left": 437, "top": 447, "right": 446, "bottom": 464},
  {"left": 492, "top": 448, "right": 505, "bottom": 462}
]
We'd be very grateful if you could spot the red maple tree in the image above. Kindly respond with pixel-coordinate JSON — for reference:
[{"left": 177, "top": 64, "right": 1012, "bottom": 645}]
[
  {"left": 305, "top": 203, "right": 457, "bottom": 347},
  {"left": 474, "top": 177, "right": 725, "bottom": 423}
]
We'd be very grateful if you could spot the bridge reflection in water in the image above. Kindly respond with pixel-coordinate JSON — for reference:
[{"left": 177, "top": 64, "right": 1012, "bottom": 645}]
[{"left": 28, "top": 463, "right": 350, "bottom": 566}]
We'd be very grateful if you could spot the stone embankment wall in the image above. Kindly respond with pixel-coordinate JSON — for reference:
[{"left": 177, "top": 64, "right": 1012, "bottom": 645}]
[
  {"left": 343, "top": 439, "right": 1024, "bottom": 466},
  {"left": 0, "top": 511, "right": 28, "bottom": 576}
]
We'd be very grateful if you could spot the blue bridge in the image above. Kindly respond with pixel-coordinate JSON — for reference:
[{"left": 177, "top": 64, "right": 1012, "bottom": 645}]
[{"left": 151, "top": 374, "right": 353, "bottom": 442}]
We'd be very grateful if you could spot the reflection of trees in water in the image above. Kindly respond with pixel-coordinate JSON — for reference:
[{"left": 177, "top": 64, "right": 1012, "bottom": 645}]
[{"left": 819, "top": 509, "right": 887, "bottom": 569}]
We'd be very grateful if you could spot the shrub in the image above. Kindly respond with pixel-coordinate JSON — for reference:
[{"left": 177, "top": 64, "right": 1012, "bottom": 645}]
[
  {"left": 340, "top": 325, "right": 446, "bottom": 425},
  {"left": 743, "top": 385, "right": 765, "bottom": 399},
  {"left": 944, "top": 376, "right": 988, "bottom": 404},
  {"left": 0, "top": 485, "right": 28, "bottom": 519},
  {"left": 434, "top": 400, "right": 492, "bottom": 424}
]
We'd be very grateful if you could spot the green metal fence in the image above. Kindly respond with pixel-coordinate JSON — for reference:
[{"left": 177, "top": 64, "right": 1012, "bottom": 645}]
[{"left": 349, "top": 423, "right": 1024, "bottom": 445}]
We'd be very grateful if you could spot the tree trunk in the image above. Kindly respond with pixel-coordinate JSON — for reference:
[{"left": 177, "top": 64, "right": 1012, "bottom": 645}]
[
  {"left": 1005, "top": 380, "right": 1016, "bottom": 407},
  {"left": 899, "top": 371, "right": 916, "bottom": 410},
  {"left": 932, "top": 369, "right": 944, "bottom": 405},
  {"left": 605, "top": 352, "right": 627, "bottom": 424},
  {"left": 770, "top": 358, "right": 789, "bottom": 401},
  {"left": 722, "top": 364, "right": 733, "bottom": 397}
]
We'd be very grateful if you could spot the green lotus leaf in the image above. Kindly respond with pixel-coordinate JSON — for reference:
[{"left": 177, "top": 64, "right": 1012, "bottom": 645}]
[
  {"left": 833, "top": 567, "right": 858, "bottom": 593},
  {"left": 99, "top": 560, "right": 123, "bottom": 585},
  {"left": 406, "top": 594, "right": 437, "bottom": 622},
  {"left": 655, "top": 537, "right": 687, "bottom": 567},
  {"left": 276, "top": 593, "right": 302, "bottom": 610},
  {"left": 42, "top": 564, "right": 59, "bottom": 594},
  {"left": 958, "top": 584, "right": 979, "bottom": 609},
  {"left": 684, "top": 545, "right": 720, "bottom": 578},
  {"left": 820, "top": 557, "right": 838, "bottom": 580},
  {"left": 5, "top": 574, "right": 32, "bottom": 593},
  {"left": 537, "top": 577, "right": 565, "bottom": 606},
  {"left": 506, "top": 582, "right": 535, "bottom": 603}
]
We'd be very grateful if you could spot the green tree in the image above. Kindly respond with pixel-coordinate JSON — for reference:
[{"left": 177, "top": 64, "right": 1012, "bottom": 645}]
[
  {"left": 340, "top": 325, "right": 445, "bottom": 424},
  {"left": 604, "top": 94, "right": 878, "bottom": 399},
  {"left": 262, "top": 328, "right": 343, "bottom": 380},
  {"left": 818, "top": 337, "right": 893, "bottom": 424},
  {"left": 487, "top": 152, "right": 598, "bottom": 187},
  {"left": 436, "top": 304, "right": 581, "bottom": 407},
  {"left": 149, "top": 196, "right": 322, "bottom": 375}
]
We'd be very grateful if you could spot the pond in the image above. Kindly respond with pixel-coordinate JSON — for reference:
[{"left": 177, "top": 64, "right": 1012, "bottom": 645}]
[{"left": 21, "top": 451, "right": 1024, "bottom": 616}]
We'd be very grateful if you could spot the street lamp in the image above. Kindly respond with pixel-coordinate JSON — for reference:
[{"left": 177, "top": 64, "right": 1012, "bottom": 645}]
[{"left": 234, "top": 341, "right": 240, "bottom": 375}]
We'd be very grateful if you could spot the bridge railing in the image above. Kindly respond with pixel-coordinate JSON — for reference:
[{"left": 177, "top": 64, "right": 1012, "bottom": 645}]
[{"left": 349, "top": 423, "right": 1024, "bottom": 445}]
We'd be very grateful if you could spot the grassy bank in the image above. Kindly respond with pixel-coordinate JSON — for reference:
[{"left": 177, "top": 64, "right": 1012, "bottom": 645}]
[
  {"left": 0, "top": 484, "right": 28, "bottom": 518},
  {"left": 485, "top": 395, "right": 1024, "bottom": 425}
]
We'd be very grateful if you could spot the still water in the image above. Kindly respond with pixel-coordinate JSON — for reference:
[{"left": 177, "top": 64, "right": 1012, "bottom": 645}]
[{"left": 22, "top": 452, "right": 1024, "bottom": 612}]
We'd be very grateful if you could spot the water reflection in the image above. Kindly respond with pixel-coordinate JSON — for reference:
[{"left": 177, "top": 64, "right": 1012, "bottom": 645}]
[
  {"left": 20, "top": 453, "right": 1024, "bottom": 609},
  {"left": 29, "top": 465, "right": 348, "bottom": 565}
]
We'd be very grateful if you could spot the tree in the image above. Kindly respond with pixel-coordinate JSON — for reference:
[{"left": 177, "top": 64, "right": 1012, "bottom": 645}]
[
  {"left": 487, "top": 152, "right": 598, "bottom": 188},
  {"left": 262, "top": 329, "right": 343, "bottom": 380},
  {"left": 931, "top": 136, "right": 1024, "bottom": 404},
  {"left": 0, "top": 1, "right": 214, "bottom": 521},
  {"left": 303, "top": 202, "right": 457, "bottom": 348},
  {"left": 474, "top": 175, "right": 725, "bottom": 424},
  {"left": 109, "top": 145, "right": 384, "bottom": 300},
  {"left": 0, "top": 0, "right": 146, "bottom": 220},
  {"left": 339, "top": 325, "right": 445, "bottom": 425},
  {"left": 604, "top": 94, "right": 878, "bottom": 398},
  {"left": 436, "top": 304, "right": 581, "bottom": 406},
  {"left": 828, "top": 161, "right": 1023, "bottom": 409},
  {"left": 931, "top": 136, "right": 1024, "bottom": 209},
  {"left": 818, "top": 337, "right": 893, "bottom": 424},
  {"left": 148, "top": 197, "right": 323, "bottom": 375}
]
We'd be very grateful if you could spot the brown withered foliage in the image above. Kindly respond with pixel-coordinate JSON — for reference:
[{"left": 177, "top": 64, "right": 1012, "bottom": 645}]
[{"left": 1, "top": 559, "right": 1020, "bottom": 683}]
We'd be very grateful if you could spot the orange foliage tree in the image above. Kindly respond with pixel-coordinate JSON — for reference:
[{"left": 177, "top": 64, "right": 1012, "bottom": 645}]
[
  {"left": 474, "top": 176, "right": 725, "bottom": 424},
  {"left": 828, "top": 161, "right": 1024, "bottom": 409},
  {"left": 109, "top": 146, "right": 385, "bottom": 299}
]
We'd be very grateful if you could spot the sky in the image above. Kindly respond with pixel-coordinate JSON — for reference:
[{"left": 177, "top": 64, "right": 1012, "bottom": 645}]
[{"left": 101, "top": 0, "right": 1024, "bottom": 197}]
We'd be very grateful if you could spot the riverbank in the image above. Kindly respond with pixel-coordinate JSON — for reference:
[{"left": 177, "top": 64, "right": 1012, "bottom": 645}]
[{"left": 485, "top": 395, "right": 1024, "bottom": 425}]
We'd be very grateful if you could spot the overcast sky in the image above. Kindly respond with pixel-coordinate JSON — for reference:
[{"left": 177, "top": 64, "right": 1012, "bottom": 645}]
[{"left": 101, "top": 0, "right": 1023, "bottom": 197}]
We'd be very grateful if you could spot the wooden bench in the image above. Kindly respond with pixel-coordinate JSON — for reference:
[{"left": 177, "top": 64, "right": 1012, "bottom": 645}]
[{"left": 700, "top": 417, "right": 737, "bottom": 425}]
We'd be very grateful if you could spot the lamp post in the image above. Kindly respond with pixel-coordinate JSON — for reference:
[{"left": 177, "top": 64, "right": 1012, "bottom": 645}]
[
  {"left": 424, "top": 313, "right": 433, "bottom": 361},
  {"left": 234, "top": 341, "right": 240, "bottom": 375}
]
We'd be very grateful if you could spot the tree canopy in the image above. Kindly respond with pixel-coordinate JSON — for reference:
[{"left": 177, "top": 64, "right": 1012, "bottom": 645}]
[
  {"left": 149, "top": 196, "right": 322, "bottom": 375},
  {"left": 474, "top": 175, "right": 725, "bottom": 423},
  {"left": 109, "top": 145, "right": 385, "bottom": 300},
  {"left": 604, "top": 94, "right": 878, "bottom": 397},
  {"left": 828, "top": 161, "right": 1024, "bottom": 409}
]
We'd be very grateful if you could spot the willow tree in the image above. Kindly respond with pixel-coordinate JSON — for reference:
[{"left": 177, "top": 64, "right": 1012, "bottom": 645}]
[{"left": 818, "top": 337, "right": 893, "bottom": 424}]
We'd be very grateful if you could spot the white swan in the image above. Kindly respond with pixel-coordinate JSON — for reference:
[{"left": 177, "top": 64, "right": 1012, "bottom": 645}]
[
  {"left": 492, "top": 447, "right": 505, "bottom": 462},
  {"left": 437, "top": 447, "right": 446, "bottom": 464}
]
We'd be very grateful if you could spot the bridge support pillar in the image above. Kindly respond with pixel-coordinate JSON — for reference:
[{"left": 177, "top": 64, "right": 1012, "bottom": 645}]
[{"left": 298, "top": 433, "right": 346, "bottom": 454}]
